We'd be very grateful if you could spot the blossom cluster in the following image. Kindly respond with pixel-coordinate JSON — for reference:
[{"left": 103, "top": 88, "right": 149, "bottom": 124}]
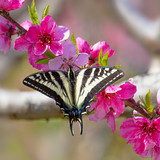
[
  {"left": 1, "top": 1, "right": 160, "bottom": 160},
  {"left": 120, "top": 90, "right": 160, "bottom": 160}
]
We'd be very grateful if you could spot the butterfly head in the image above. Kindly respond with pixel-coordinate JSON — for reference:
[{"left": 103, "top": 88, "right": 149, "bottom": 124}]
[{"left": 69, "top": 107, "right": 83, "bottom": 136}]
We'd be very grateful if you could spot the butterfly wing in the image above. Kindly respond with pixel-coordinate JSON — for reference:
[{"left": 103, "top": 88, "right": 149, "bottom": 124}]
[
  {"left": 23, "top": 70, "right": 73, "bottom": 111},
  {"left": 75, "top": 67, "right": 124, "bottom": 110}
]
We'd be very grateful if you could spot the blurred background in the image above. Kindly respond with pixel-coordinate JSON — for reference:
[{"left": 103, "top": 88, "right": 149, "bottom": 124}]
[{"left": 1, "top": 0, "right": 160, "bottom": 159}]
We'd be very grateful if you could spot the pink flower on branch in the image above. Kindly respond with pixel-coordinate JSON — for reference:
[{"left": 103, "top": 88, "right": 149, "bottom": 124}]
[
  {"left": 14, "top": 20, "right": 49, "bottom": 70},
  {"left": 76, "top": 37, "right": 114, "bottom": 66},
  {"left": 0, "top": 15, "right": 16, "bottom": 54},
  {"left": 25, "top": 15, "right": 70, "bottom": 56},
  {"left": 14, "top": 20, "right": 33, "bottom": 52},
  {"left": 49, "top": 40, "right": 89, "bottom": 71},
  {"left": 14, "top": 15, "right": 70, "bottom": 70},
  {"left": 89, "top": 81, "right": 136, "bottom": 132},
  {"left": 0, "top": 0, "right": 25, "bottom": 11},
  {"left": 120, "top": 117, "right": 160, "bottom": 160}
]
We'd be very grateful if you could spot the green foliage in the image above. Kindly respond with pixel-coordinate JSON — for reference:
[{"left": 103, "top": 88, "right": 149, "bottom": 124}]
[
  {"left": 28, "top": 0, "right": 40, "bottom": 25},
  {"left": 36, "top": 58, "right": 49, "bottom": 64},
  {"left": 36, "top": 50, "right": 56, "bottom": 64},
  {"left": 44, "top": 50, "right": 56, "bottom": 59},
  {"left": 98, "top": 49, "right": 103, "bottom": 66},
  {"left": 139, "top": 90, "right": 154, "bottom": 115},
  {"left": 71, "top": 33, "right": 79, "bottom": 55},
  {"left": 98, "top": 50, "right": 109, "bottom": 67},
  {"left": 42, "top": 5, "right": 50, "bottom": 20},
  {"left": 114, "top": 65, "right": 122, "bottom": 69}
]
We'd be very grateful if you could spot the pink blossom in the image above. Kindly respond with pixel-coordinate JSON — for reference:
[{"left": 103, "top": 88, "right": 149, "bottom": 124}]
[
  {"left": 25, "top": 15, "right": 70, "bottom": 56},
  {"left": 14, "top": 20, "right": 33, "bottom": 52},
  {"left": 76, "top": 37, "right": 115, "bottom": 66},
  {"left": 14, "top": 15, "right": 70, "bottom": 70},
  {"left": 14, "top": 20, "right": 49, "bottom": 70},
  {"left": 89, "top": 81, "right": 136, "bottom": 132},
  {"left": 120, "top": 117, "right": 160, "bottom": 160},
  {"left": 0, "top": 0, "right": 25, "bottom": 11},
  {"left": 0, "top": 15, "right": 16, "bottom": 54},
  {"left": 49, "top": 40, "right": 89, "bottom": 71}
]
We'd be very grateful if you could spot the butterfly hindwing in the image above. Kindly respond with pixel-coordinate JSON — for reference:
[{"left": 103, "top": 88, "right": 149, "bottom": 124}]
[
  {"left": 23, "top": 70, "right": 73, "bottom": 110},
  {"left": 75, "top": 67, "right": 124, "bottom": 110}
]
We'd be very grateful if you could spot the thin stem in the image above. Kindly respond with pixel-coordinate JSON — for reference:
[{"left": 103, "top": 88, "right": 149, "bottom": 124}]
[
  {"left": 124, "top": 99, "right": 151, "bottom": 119},
  {"left": 0, "top": 9, "right": 27, "bottom": 36}
]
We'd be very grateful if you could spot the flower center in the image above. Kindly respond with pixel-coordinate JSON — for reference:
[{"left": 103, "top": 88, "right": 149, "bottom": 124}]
[
  {"left": 38, "top": 33, "right": 52, "bottom": 46},
  {"left": 142, "top": 122, "right": 158, "bottom": 136}
]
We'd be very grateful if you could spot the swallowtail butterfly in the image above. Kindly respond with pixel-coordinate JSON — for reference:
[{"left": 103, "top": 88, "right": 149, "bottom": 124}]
[{"left": 23, "top": 66, "right": 124, "bottom": 135}]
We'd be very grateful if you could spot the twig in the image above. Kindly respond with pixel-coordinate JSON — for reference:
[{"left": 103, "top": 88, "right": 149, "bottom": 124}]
[{"left": 0, "top": 9, "right": 27, "bottom": 35}]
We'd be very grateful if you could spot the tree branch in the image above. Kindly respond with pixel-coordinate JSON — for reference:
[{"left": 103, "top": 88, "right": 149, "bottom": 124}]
[
  {"left": 0, "top": 89, "right": 63, "bottom": 120},
  {"left": 0, "top": 71, "right": 160, "bottom": 120}
]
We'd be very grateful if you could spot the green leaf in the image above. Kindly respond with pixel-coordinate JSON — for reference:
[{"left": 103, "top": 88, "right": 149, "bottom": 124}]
[
  {"left": 98, "top": 48, "right": 103, "bottom": 66},
  {"left": 114, "top": 65, "right": 122, "bottom": 69},
  {"left": 139, "top": 90, "right": 154, "bottom": 115},
  {"left": 44, "top": 50, "right": 56, "bottom": 59},
  {"left": 36, "top": 58, "right": 49, "bottom": 64},
  {"left": 145, "top": 90, "right": 154, "bottom": 114},
  {"left": 42, "top": 5, "right": 50, "bottom": 20},
  {"left": 101, "top": 51, "right": 109, "bottom": 66},
  {"left": 145, "top": 90, "right": 151, "bottom": 107},
  {"left": 28, "top": 0, "right": 40, "bottom": 25},
  {"left": 71, "top": 33, "right": 79, "bottom": 54},
  {"left": 88, "top": 109, "right": 94, "bottom": 115}
]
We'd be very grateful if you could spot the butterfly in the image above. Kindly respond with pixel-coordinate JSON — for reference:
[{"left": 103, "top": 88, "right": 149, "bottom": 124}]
[{"left": 23, "top": 66, "right": 124, "bottom": 135}]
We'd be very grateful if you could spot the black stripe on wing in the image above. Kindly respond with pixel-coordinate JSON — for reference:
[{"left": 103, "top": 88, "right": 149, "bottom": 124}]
[
  {"left": 23, "top": 70, "right": 71, "bottom": 109},
  {"left": 75, "top": 67, "right": 124, "bottom": 109}
]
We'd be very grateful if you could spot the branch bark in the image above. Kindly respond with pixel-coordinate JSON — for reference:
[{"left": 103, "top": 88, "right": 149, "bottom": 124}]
[{"left": 0, "top": 89, "right": 63, "bottom": 120}]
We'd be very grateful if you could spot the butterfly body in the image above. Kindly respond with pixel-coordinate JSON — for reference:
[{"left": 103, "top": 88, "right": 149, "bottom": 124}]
[{"left": 23, "top": 66, "right": 124, "bottom": 135}]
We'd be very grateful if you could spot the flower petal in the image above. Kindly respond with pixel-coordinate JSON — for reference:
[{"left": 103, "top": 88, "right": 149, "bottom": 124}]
[
  {"left": 62, "top": 41, "right": 76, "bottom": 59},
  {"left": 28, "top": 45, "right": 49, "bottom": 70},
  {"left": 76, "top": 37, "right": 91, "bottom": 53},
  {"left": 117, "top": 82, "right": 137, "bottom": 99},
  {"left": 49, "top": 42, "right": 63, "bottom": 56},
  {"left": 119, "top": 118, "right": 140, "bottom": 139},
  {"left": 14, "top": 36, "right": 32, "bottom": 51},
  {"left": 91, "top": 41, "right": 114, "bottom": 59},
  {"left": 72, "top": 53, "right": 89, "bottom": 66},
  {"left": 25, "top": 25, "right": 40, "bottom": 43},
  {"left": 21, "top": 20, "right": 33, "bottom": 30},
  {"left": 0, "top": 35, "right": 10, "bottom": 54},
  {"left": 40, "top": 15, "right": 56, "bottom": 34},
  {"left": 33, "top": 42, "right": 47, "bottom": 55},
  {"left": 105, "top": 85, "right": 121, "bottom": 93},
  {"left": 54, "top": 26, "right": 70, "bottom": 41},
  {"left": 107, "top": 110, "right": 116, "bottom": 132},
  {"left": 90, "top": 100, "right": 107, "bottom": 122},
  {"left": 0, "top": 0, "right": 25, "bottom": 11},
  {"left": 133, "top": 138, "right": 146, "bottom": 154},
  {"left": 153, "top": 146, "right": 160, "bottom": 160},
  {"left": 109, "top": 95, "right": 125, "bottom": 116},
  {"left": 48, "top": 56, "right": 63, "bottom": 70}
]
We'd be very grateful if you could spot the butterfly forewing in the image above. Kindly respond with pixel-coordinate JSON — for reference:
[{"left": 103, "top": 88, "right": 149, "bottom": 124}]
[
  {"left": 75, "top": 67, "right": 124, "bottom": 110},
  {"left": 23, "top": 70, "right": 73, "bottom": 110}
]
